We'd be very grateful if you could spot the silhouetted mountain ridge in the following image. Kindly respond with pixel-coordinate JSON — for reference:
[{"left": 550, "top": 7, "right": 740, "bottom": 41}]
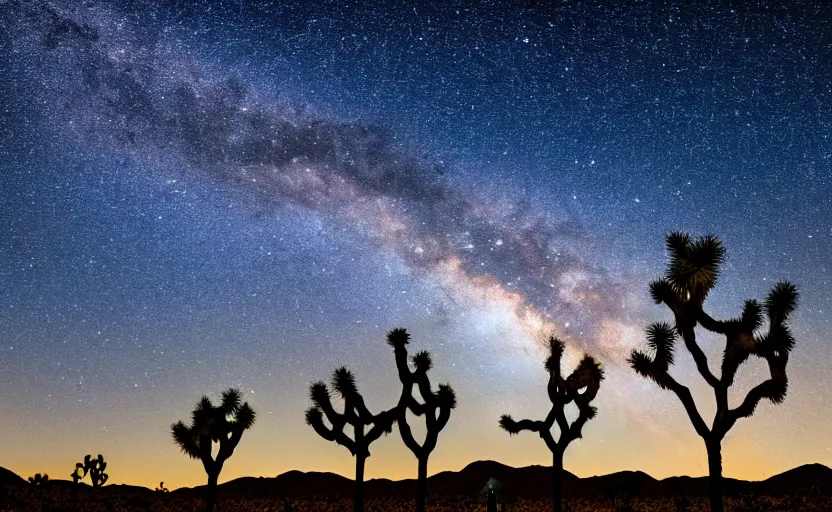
[
  {"left": 0, "top": 467, "right": 25, "bottom": 487},
  {"left": 2, "top": 461, "right": 829, "bottom": 499}
]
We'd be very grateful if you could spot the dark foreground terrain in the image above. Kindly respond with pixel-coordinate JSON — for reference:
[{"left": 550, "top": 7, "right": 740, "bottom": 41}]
[
  {"left": 2, "top": 460, "right": 830, "bottom": 511},
  {"left": 2, "top": 488, "right": 832, "bottom": 512}
]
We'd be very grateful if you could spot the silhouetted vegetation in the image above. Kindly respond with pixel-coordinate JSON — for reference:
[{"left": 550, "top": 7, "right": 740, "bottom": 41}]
[
  {"left": 628, "top": 232, "right": 799, "bottom": 512},
  {"left": 171, "top": 388, "right": 256, "bottom": 512},
  {"left": 387, "top": 328, "right": 457, "bottom": 512},
  {"left": 71, "top": 454, "right": 108, "bottom": 487},
  {"left": 27, "top": 473, "right": 48, "bottom": 486},
  {"left": 305, "top": 367, "right": 397, "bottom": 512},
  {"left": 500, "top": 336, "right": 604, "bottom": 512}
]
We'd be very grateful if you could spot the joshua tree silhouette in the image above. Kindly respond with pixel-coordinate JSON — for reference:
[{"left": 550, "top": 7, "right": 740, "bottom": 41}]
[
  {"left": 386, "top": 328, "right": 457, "bottom": 512},
  {"left": 171, "top": 388, "right": 256, "bottom": 512},
  {"left": 628, "top": 232, "right": 799, "bottom": 512},
  {"left": 27, "top": 473, "right": 49, "bottom": 486},
  {"left": 305, "top": 366, "right": 397, "bottom": 512},
  {"left": 70, "top": 454, "right": 108, "bottom": 487},
  {"left": 500, "top": 336, "right": 604, "bottom": 512}
]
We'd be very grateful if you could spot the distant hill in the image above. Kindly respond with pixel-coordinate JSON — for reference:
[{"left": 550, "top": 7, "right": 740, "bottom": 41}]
[
  {"left": 2, "top": 461, "right": 830, "bottom": 500},
  {"left": 170, "top": 460, "right": 832, "bottom": 501},
  {"left": 760, "top": 463, "right": 832, "bottom": 496},
  {"left": 0, "top": 467, "right": 25, "bottom": 487}
]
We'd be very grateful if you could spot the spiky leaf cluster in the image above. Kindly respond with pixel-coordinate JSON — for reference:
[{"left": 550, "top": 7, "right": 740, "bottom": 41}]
[
  {"left": 386, "top": 328, "right": 410, "bottom": 349},
  {"left": 543, "top": 337, "right": 566, "bottom": 376},
  {"left": 171, "top": 388, "right": 256, "bottom": 469},
  {"left": 627, "top": 323, "right": 677, "bottom": 389},
  {"left": 664, "top": 232, "right": 725, "bottom": 304},
  {"left": 412, "top": 350, "right": 433, "bottom": 373}
]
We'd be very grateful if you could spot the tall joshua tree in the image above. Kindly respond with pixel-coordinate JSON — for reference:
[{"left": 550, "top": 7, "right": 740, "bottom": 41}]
[
  {"left": 386, "top": 328, "right": 456, "bottom": 512},
  {"left": 628, "top": 232, "right": 798, "bottom": 512},
  {"left": 500, "top": 336, "right": 604, "bottom": 512},
  {"left": 305, "top": 367, "right": 396, "bottom": 512},
  {"left": 171, "top": 388, "right": 256, "bottom": 512}
]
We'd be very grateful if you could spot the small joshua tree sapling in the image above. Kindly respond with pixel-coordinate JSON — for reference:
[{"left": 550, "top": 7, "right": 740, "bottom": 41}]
[
  {"left": 386, "top": 328, "right": 456, "bottom": 512},
  {"left": 171, "top": 388, "right": 256, "bottom": 512},
  {"left": 71, "top": 454, "right": 108, "bottom": 487},
  {"left": 305, "top": 367, "right": 396, "bottom": 512},
  {"left": 500, "top": 336, "right": 604, "bottom": 512},
  {"left": 28, "top": 473, "right": 49, "bottom": 486}
]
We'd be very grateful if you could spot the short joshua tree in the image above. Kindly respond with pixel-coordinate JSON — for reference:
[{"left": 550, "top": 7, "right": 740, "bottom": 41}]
[
  {"left": 500, "top": 336, "right": 604, "bottom": 512},
  {"left": 28, "top": 473, "right": 49, "bottom": 486},
  {"left": 628, "top": 232, "right": 799, "bottom": 512},
  {"left": 171, "top": 388, "right": 256, "bottom": 512},
  {"left": 71, "top": 454, "right": 108, "bottom": 487},
  {"left": 305, "top": 367, "right": 397, "bottom": 512},
  {"left": 386, "top": 328, "right": 456, "bottom": 512}
]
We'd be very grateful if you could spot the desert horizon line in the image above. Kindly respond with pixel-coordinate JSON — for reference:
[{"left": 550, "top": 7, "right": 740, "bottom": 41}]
[{"left": 7, "top": 457, "right": 828, "bottom": 492}]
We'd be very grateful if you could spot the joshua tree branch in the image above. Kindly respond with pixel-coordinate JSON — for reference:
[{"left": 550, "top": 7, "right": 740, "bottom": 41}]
[
  {"left": 392, "top": 349, "right": 411, "bottom": 383},
  {"left": 312, "top": 389, "right": 343, "bottom": 427},
  {"left": 564, "top": 408, "right": 595, "bottom": 444},
  {"left": 217, "top": 429, "right": 244, "bottom": 463},
  {"left": 436, "top": 404, "right": 452, "bottom": 432},
  {"left": 406, "top": 395, "right": 428, "bottom": 416},
  {"left": 365, "top": 409, "right": 396, "bottom": 446},
  {"left": 416, "top": 377, "right": 435, "bottom": 408},
  {"left": 546, "top": 372, "right": 562, "bottom": 405},
  {"left": 499, "top": 415, "right": 543, "bottom": 434},
  {"left": 306, "top": 408, "right": 357, "bottom": 454},
  {"left": 171, "top": 421, "right": 200, "bottom": 459},
  {"left": 549, "top": 405, "right": 569, "bottom": 437},
  {"left": 678, "top": 325, "right": 721, "bottom": 389},
  {"left": 397, "top": 407, "right": 424, "bottom": 455},
  {"left": 720, "top": 333, "right": 754, "bottom": 387},
  {"left": 540, "top": 428, "right": 559, "bottom": 453},
  {"left": 697, "top": 310, "right": 730, "bottom": 334},
  {"left": 353, "top": 394, "right": 375, "bottom": 423},
  {"left": 727, "top": 372, "right": 788, "bottom": 427},
  {"left": 198, "top": 433, "right": 213, "bottom": 464},
  {"left": 665, "top": 374, "right": 711, "bottom": 439}
]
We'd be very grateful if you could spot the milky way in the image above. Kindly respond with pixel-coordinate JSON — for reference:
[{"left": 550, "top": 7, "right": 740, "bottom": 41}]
[
  {"left": 5, "top": 1, "right": 630, "bottom": 353},
  {"left": 1, "top": 0, "right": 830, "bottom": 488}
]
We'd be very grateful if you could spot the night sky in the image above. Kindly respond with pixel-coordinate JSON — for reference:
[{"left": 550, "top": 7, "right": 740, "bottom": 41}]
[{"left": 1, "top": 0, "right": 830, "bottom": 490}]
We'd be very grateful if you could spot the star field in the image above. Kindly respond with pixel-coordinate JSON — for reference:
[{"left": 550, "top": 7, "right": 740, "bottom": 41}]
[{"left": 0, "top": 0, "right": 830, "bottom": 489}]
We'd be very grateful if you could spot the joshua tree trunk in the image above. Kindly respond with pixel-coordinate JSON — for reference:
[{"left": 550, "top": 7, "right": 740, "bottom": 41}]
[
  {"left": 552, "top": 449, "right": 564, "bottom": 512},
  {"left": 706, "top": 439, "right": 723, "bottom": 512},
  {"left": 354, "top": 454, "right": 366, "bottom": 512},
  {"left": 206, "top": 470, "right": 219, "bottom": 512},
  {"left": 416, "top": 454, "right": 429, "bottom": 512}
]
